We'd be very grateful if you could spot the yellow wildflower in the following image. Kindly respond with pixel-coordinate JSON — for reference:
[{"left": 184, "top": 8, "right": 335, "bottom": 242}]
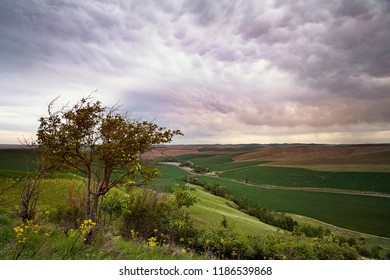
[
  {"left": 148, "top": 236, "right": 158, "bottom": 248},
  {"left": 79, "top": 219, "right": 96, "bottom": 240}
]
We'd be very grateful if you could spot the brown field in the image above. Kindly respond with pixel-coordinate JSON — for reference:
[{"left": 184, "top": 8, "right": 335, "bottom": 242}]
[
  {"left": 143, "top": 144, "right": 241, "bottom": 159},
  {"left": 143, "top": 143, "right": 390, "bottom": 172},
  {"left": 233, "top": 144, "right": 390, "bottom": 172}
]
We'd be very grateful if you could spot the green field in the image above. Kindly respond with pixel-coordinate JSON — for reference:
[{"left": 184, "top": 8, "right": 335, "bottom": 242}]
[
  {"left": 157, "top": 152, "right": 390, "bottom": 238},
  {"left": 195, "top": 175, "right": 390, "bottom": 238},
  {"left": 0, "top": 149, "right": 36, "bottom": 172},
  {"left": 152, "top": 164, "right": 190, "bottom": 191},
  {"left": 219, "top": 166, "right": 390, "bottom": 193}
]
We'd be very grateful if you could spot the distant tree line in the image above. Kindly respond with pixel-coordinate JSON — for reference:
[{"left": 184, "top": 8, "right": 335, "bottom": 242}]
[{"left": 179, "top": 161, "right": 210, "bottom": 174}]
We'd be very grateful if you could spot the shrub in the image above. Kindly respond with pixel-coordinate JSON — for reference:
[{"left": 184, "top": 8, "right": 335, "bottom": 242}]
[
  {"left": 260, "top": 234, "right": 359, "bottom": 260},
  {"left": 100, "top": 190, "right": 129, "bottom": 229},
  {"left": 293, "top": 224, "right": 331, "bottom": 238},
  {"left": 120, "top": 187, "right": 198, "bottom": 244},
  {"left": 51, "top": 187, "right": 86, "bottom": 233},
  {"left": 200, "top": 227, "right": 250, "bottom": 259}
]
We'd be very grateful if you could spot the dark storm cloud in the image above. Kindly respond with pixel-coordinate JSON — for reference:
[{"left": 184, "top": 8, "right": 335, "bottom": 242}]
[{"left": 0, "top": 0, "right": 389, "bottom": 144}]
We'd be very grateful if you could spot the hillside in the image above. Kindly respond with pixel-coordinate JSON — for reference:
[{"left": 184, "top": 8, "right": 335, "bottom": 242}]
[
  {"left": 233, "top": 144, "right": 390, "bottom": 164},
  {"left": 187, "top": 184, "right": 278, "bottom": 237}
]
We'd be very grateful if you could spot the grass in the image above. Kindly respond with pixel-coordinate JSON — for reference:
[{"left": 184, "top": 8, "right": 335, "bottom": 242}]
[
  {"left": 170, "top": 153, "right": 390, "bottom": 194},
  {"left": 219, "top": 166, "right": 390, "bottom": 193},
  {"left": 186, "top": 184, "right": 278, "bottom": 238},
  {"left": 266, "top": 163, "right": 390, "bottom": 173},
  {"left": 0, "top": 171, "right": 84, "bottom": 212},
  {"left": 153, "top": 159, "right": 390, "bottom": 238},
  {"left": 0, "top": 149, "right": 35, "bottom": 172},
  {"left": 151, "top": 164, "right": 190, "bottom": 191},
  {"left": 0, "top": 213, "right": 202, "bottom": 260},
  {"left": 197, "top": 175, "right": 390, "bottom": 238},
  {"left": 190, "top": 155, "right": 268, "bottom": 172}
]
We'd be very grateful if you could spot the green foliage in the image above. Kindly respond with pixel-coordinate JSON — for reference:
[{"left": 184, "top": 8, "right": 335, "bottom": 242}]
[
  {"left": 260, "top": 234, "right": 359, "bottom": 260},
  {"left": 200, "top": 226, "right": 250, "bottom": 259},
  {"left": 293, "top": 224, "right": 331, "bottom": 238},
  {"left": 50, "top": 186, "right": 86, "bottom": 233},
  {"left": 35, "top": 96, "right": 182, "bottom": 226},
  {"left": 179, "top": 161, "right": 210, "bottom": 174},
  {"left": 100, "top": 190, "right": 129, "bottom": 226},
  {"left": 183, "top": 176, "right": 229, "bottom": 198},
  {"left": 171, "top": 184, "right": 199, "bottom": 208},
  {"left": 120, "top": 187, "right": 198, "bottom": 244}
]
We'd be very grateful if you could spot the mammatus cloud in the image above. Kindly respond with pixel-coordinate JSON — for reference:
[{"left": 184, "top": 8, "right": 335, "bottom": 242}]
[{"left": 0, "top": 0, "right": 389, "bottom": 144}]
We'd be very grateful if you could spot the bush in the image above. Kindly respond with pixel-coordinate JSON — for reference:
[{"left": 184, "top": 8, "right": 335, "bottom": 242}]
[
  {"left": 260, "top": 234, "right": 359, "bottom": 260},
  {"left": 293, "top": 224, "right": 331, "bottom": 238},
  {"left": 52, "top": 187, "right": 85, "bottom": 233},
  {"left": 100, "top": 190, "right": 129, "bottom": 229},
  {"left": 200, "top": 226, "right": 250, "bottom": 259},
  {"left": 120, "top": 187, "right": 198, "bottom": 244}
]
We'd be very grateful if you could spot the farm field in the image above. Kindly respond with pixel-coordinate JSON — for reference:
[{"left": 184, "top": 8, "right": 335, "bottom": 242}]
[
  {"left": 0, "top": 148, "right": 36, "bottom": 172},
  {"left": 195, "top": 175, "right": 390, "bottom": 238},
  {"left": 219, "top": 166, "right": 390, "bottom": 193},
  {"left": 157, "top": 144, "right": 390, "bottom": 238}
]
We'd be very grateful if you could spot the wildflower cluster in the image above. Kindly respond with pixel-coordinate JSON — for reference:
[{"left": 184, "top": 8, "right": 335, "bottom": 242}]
[
  {"left": 67, "top": 228, "right": 76, "bottom": 238},
  {"left": 178, "top": 237, "right": 195, "bottom": 255},
  {"left": 148, "top": 237, "right": 158, "bottom": 248},
  {"left": 130, "top": 229, "right": 139, "bottom": 239},
  {"left": 147, "top": 229, "right": 164, "bottom": 248},
  {"left": 79, "top": 219, "right": 96, "bottom": 240},
  {"left": 13, "top": 220, "right": 40, "bottom": 244}
]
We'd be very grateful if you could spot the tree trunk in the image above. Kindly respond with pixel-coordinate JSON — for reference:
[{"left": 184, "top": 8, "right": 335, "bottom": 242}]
[
  {"left": 90, "top": 193, "right": 99, "bottom": 222},
  {"left": 85, "top": 176, "right": 92, "bottom": 219}
]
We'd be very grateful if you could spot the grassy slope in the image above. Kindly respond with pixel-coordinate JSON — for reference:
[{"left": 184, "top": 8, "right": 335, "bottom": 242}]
[
  {"left": 150, "top": 164, "right": 280, "bottom": 237},
  {"left": 187, "top": 184, "right": 278, "bottom": 238}
]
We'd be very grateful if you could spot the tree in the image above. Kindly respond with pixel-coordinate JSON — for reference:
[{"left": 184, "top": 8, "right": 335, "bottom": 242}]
[
  {"left": 18, "top": 138, "right": 55, "bottom": 222},
  {"left": 36, "top": 96, "right": 182, "bottom": 226}
]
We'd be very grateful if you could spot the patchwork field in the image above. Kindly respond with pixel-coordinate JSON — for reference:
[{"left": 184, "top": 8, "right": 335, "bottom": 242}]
[{"left": 154, "top": 144, "right": 390, "bottom": 238}]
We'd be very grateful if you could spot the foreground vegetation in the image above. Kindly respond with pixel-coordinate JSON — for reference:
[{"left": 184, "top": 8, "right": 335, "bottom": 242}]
[{"left": 2, "top": 170, "right": 385, "bottom": 260}]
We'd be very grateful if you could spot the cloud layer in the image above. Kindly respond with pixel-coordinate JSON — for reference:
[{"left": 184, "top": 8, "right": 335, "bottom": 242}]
[{"left": 1, "top": 0, "right": 390, "bottom": 144}]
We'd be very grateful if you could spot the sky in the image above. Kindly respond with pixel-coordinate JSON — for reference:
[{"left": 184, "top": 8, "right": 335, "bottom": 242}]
[{"left": 1, "top": 0, "right": 390, "bottom": 145}]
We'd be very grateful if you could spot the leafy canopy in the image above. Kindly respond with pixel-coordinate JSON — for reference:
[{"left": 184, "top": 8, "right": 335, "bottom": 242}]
[{"left": 35, "top": 96, "right": 182, "bottom": 219}]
